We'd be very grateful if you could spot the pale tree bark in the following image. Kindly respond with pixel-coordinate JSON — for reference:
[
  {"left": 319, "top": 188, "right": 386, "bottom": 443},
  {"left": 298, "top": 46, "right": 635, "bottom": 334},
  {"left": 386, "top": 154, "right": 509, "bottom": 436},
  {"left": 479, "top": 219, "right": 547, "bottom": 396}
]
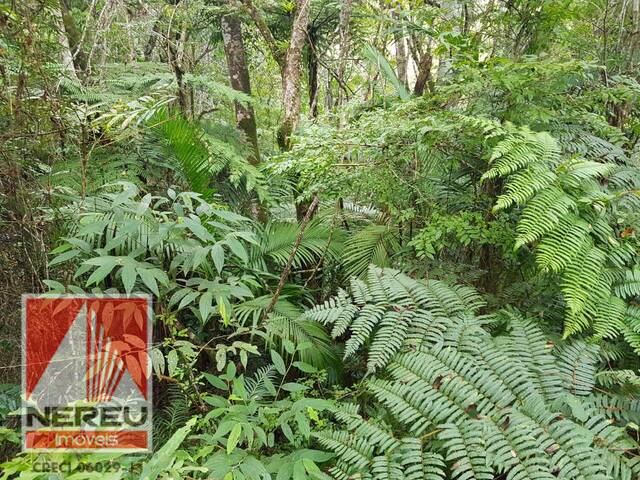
[
  {"left": 167, "top": 13, "right": 192, "bottom": 119},
  {"left": 240, "top": 0, "right": 284, "bottom": 67},
  {"left": 240, "top": 0, "right": 310, "bottom": 150},
  {"left": 221, "top": 12, "right": 266, "bottom": 221},
  {"left": 221, "top": 13, "right": 260, "bottom": 165},
  {"left": 392, "top": 11, "right": 408, "bottom": 89},
  {"left": 278, "top": 0, "right": 311, "bottom": 149},
  {"left": 144, "top": 18, "right": 162, "bottom": 60},
  {"left": 59, "top": 0, "right": 88, "bottom": 75},
  {"left": 336, "top": 0, "right": 353, "bottom": 107},
  {"left": 633, "top": 0, "right": 640, "bottom": 66},
  {"left": 54, "top": 7, "right": 80, "bottom": 81}
]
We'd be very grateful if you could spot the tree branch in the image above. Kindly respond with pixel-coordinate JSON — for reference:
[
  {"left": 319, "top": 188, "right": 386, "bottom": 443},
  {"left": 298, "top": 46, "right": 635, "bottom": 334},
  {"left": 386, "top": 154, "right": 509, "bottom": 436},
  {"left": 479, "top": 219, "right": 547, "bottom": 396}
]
[
  {"left": 262, "top": 195, "right": 320, "bottom": 320},
  {"left": 239, "top": 0, "right": 284, "bottom": 68}
]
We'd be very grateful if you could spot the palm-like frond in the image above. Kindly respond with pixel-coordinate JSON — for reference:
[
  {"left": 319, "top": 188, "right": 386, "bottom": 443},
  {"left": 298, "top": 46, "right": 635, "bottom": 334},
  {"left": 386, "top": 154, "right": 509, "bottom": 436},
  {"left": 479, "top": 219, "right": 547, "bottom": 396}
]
[
  {"left": 342, "top": 225, "right": 400, "bottom": 279},
  {"left": 252, "top": 220, "right": 343, "bottom": 271},
  {"left": 235, "top": 295, "right": 338, "bottom": 369}
]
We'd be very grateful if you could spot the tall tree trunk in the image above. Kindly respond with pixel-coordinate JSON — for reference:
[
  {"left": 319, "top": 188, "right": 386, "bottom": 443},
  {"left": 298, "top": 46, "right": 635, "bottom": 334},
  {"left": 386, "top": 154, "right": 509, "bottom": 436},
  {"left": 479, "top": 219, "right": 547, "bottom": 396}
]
[
  {"left": 413, "top": 47, "right": 433, "bottom": 95},
  {"left": 54, "top": 7, "right": 80, "bottom": 81},
  {"left": 277, "top": 0, "right": 311, "bottom": 150},
  {"left": 336, "top": 0, "right": 353, "bottom": 108},
  {"left": 168, "top": 21, "right": 191, "bottom": 119},
  {"left": 308, "top": 29, "right": 319, "bottom": 118},
  {"left": 144, "top": 18, "right": 162, "bottom": 61},
  {"left": 241, "top": 0, "right": 310, "bottom": 150},
  {"left": 59, "top": 0, "right": 88, "bottom": 75},
  {"left": 392, "top": 12, "right": 408, "bottom": 88},
  {"left": 221, "top": 13, "right": 260, "bottom": 165}
]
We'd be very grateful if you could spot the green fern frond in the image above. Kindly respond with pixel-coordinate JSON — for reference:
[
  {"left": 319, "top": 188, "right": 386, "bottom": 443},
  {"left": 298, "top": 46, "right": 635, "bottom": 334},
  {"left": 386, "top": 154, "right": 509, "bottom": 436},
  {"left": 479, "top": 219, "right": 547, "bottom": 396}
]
[
  {"left": 342, "top": 225, "right": 400, "bottom": 279},
  {"left": 515, "top": 187, "right": 576, "bottom": 248},
  {"left": 313, "top": 430, "right": 373, "bottom": 470},
  {"left": 303, "top": 266, "right": 486, "bottom": 371},
  {"left": 400, "top": 437, "right": 446, "bottom": 480},
  {"left": 486, "top": 125, "right": 639, "bottom": 350},
  {"left": 314, "top": 268, "right": 633, "bottom": 479},
  {"left": 495, "top": 163, "right": 557, "bottom": 210},
  {"left": 554, "top": 342, "right": 599, "bottom": 396},
  {"left": 244, "top": 365, "right": 279, "bottom": 401},
  {"left": 561, "top": 245, "right": 608, "bottom": 332},
  {"left": 483, "top": 129, "right": 560, "bottom": 181},
  {"left": 438, "top": 423, "right": 493, "bottom": 480},
  {"left": 613, "top": 268, "right": 640, "bottom": 299},
  {"left": 535, "top": 216, "right": 592, "bottom": 273}
]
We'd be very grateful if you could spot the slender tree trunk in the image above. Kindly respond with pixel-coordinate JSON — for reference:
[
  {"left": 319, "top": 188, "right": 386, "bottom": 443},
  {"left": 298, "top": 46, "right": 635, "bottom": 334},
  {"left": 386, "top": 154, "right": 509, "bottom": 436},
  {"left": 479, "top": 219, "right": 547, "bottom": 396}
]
[
  {"left": 241, "top": 0, "right": 284, "bottom": 66},
  {"left": 59, "top": 0, "right": 88, "bottom": 75},
  {"left": 125, "top": 6, "right": 137, "bottom": 62},
  {"left": 221, "top": 14, "right": 260, "bottom": 164},
  {"left": 392, "top": 12, "right": 408, "bottom": 88},
  {"left": 169, "top": 50, "right": 190, "bottom": 117},
  {"left": 144, "top": 18, "right": 162, "bottom": 60},
  {"left": 308, "top": 29, "right": 319, "bottom": 118},
  {"left": 241, "top": 0, "right": 310, "bottom": 150},
  {"left": 168, "top": 21, "right": 191, "bottom": 119},
  {"left": 413, "top": 47, "right": 433, "bottom": 95},
  {"left": 54, "top": 7, "right": 80, "bottom": 81},
  {"left": 277, "top": 0, "right": 311, "bottom": 150},
  {"left": 336, "top": 0, "right": 353, "bottom": 108}
]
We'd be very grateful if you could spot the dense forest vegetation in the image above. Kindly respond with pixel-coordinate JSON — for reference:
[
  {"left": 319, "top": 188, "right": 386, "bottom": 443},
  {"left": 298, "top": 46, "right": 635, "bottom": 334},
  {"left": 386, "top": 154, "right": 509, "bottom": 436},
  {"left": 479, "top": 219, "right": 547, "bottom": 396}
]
[{"left": 2, "top": 0, "right": 640, "bottom": 478}]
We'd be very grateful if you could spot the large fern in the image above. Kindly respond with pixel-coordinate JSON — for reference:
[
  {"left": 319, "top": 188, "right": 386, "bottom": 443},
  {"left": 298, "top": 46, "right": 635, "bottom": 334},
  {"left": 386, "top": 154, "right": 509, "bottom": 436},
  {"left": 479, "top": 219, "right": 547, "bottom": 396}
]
[
  {"left": 311, "top": 267, "right": 640, "bottom": 480},
  {"left": 483, "top": 127, "right": 640, "bottom": 351}
]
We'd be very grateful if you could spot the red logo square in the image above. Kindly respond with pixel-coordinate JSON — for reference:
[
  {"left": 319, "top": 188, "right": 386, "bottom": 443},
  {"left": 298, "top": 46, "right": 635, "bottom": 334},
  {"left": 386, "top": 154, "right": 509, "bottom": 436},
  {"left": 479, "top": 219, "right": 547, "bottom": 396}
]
[{"left": 22, "top": 295, "right": 152, "bottom": 452}]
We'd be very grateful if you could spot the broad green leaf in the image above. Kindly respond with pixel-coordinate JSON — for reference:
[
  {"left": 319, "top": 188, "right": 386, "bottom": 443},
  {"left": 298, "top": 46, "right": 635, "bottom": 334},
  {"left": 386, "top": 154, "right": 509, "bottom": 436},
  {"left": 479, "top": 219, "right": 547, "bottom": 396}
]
[
  {"left": 121, "top": 263, "right": 137, "bottom": 293},
  {"left": 270, "top": 350, "right": 286, "bottom": 375},
  {"left": 211, "top": 243, "right": 225, "bottom": 273},
  {"left": 178, "top": 290, "right": 199, "bottom": 310},
  {"left": 362, "top": 43, "right": 410, "bottom": 100},
  {"left": 49, "top": 249, "right": 80, "bottom": 267},
  {"left": 204, "top": 373, "right": 228, "bottom": 390},
  {"left": 217, "top": 295, "right": 232, "bottom": 326},
  {"left": 282, "top": 382, "right": 309, "bottom": 393},
  {"left": 184, "top": 217, "right": 213, "bottom": 241},
  {"left": 167, "top": 350, "right": 179, "bottom": 377},
  {"left": 216, "top": 348, "right": 227, "bottom": 371},
  {"left": 151, "top": 348, "right": 165, "bottom": 376},
  {"left": 199, "top": 291, "right": 214, "bottom": 323},
  {"left": 225, "top": 237, "right": 248, "bottom": 263},
  {"left": 86, "top": 258, "right": 118, "bottom": 286},
  {"left": 283, "top": 340, "right": 296, "bottom": 355},
  {"left": 138, "top": 268, "right": 159, "bottom": 296},
  {"left": 293, "top": 361, "right": 317, "bottom": 373},
  {"left": 227, "top": 423, "right": 242, "bottom": 454},
  {"left": 139, "top": 417, "right": 196, "bottom": 480},
  {"left": 169, "top": 288, "right": 191, "bottom": 308}
]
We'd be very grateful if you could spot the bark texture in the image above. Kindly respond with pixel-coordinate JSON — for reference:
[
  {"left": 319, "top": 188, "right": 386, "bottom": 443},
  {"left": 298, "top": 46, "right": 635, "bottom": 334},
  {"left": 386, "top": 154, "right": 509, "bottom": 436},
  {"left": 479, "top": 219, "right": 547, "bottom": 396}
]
[
  {"left": 59, "top": 0, "right": 88, "bottom": 75},
  {"left": 277, "top": 0, "right": 311, "bottom": 149},
  {"left": 336, "top": 0, "right": 353, "bottom": 107},
  {"left": 240, "top": 0, "right": 310, "bottom": 150},
  {"left": 413, "top": 47, "right": 433, "bottom": 95},
  {"left": 392, "top": 12, "right": 408, "bottom": 89},
  {"left": 221, "top": 13, "right": 260, "bottom": 165}
]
